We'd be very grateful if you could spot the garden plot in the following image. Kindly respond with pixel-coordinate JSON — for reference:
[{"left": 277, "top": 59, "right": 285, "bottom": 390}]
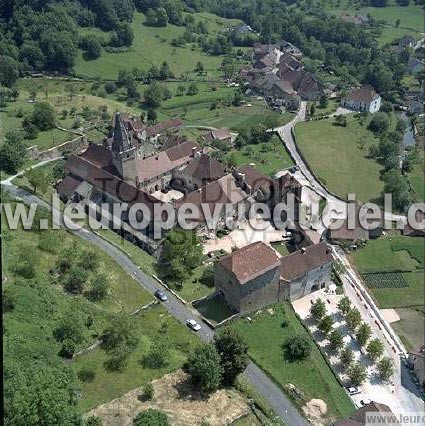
[{"left": 362, "top": 272, "right": 409, "bottom": 289}]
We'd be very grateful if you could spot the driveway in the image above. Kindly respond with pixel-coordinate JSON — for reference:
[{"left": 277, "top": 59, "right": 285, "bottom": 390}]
[{"left": 1, "top": 173, "right": 307, "bottom": 426}]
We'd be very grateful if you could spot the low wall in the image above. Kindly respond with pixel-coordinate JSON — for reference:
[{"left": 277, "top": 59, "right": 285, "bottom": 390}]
[{"left": 26, "top": 135, "right": 88, "bottom": 161}]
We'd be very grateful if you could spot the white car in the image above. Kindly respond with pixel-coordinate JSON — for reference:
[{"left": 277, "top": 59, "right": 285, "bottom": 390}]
[
  {"left": 359, "top": 398, "right": 371, "bottom": 406},
  {"left": 186, "top": 319, "right": 201, "bottom": 331}
]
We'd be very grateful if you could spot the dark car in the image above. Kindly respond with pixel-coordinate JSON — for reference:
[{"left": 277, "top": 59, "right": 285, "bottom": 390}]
[{"left": 154, "top": 289, "right": 168, "bottom": 302}]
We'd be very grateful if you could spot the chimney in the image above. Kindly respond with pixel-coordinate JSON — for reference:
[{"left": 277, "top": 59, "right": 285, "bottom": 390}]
[
  {"left": 192, "top": 147, "right": 197, "bottom": 157},
  {"left": 301, "top": 247, "right": 306, "bottom": 254},
  {"left": 238, "top": 172, "right": 246, "bottom": 183}
]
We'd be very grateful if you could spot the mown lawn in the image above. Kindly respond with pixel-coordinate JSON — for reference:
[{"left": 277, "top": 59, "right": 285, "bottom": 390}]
[
  {"left": 72, "top": 305, "right": 198, "bottom": 413},
  {"left": 351, "top": 235, "right": 424, "bottom": 273},
  {"left": 74, "top": 12, "right": 240, "bottom": 79},
  {"left": 231, "top": 304, "right": 355, "bottom": 420},
  {"left": 294, "top": 116, "right": 383, "bottom": 203}
]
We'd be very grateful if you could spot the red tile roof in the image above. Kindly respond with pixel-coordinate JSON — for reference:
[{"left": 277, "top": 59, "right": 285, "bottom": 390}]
[
  {"left": 345, "top": 85, "right": 379, "bottom": 103},
  {"left": 218, "top": 242, "right": 281, "bottom": 285},
  {"left": 280, "top": 242, "right": 333, "bottom": 281},
  {"left": 64, "top": 154, "right": 161, "bottom": 215},
  {"left": 79, "top": 143, "right": 113, "bottom": 168},
  {"left": 182, "top": 153, "right": 226, "bottom": 182},
  {"left": 145, "top": 118, "right": 183, "bottom": 138}
]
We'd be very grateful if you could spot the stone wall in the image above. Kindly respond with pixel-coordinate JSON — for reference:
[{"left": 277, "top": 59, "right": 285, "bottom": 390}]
[{"left": 26, "top": 135, "right": 88, "bottom": 161}]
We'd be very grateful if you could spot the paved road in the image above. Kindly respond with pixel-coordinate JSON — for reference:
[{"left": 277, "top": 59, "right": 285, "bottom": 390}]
[
  {"left": 274, "top": 104, "right": 406, "bottom": 233},
  {"left": 1, "top": 177, "right": 307, "bottom": 426},
  {"left": 333, "top": 247, "right": 424, "bottom": 417},
  {"left": 274, "top": 105, "right": 423, "bottom": 414}
]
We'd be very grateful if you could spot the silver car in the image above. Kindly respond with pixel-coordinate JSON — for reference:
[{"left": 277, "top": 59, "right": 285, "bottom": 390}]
[{"left": 186, "top": 319, "right": 201, "bottom": 331}]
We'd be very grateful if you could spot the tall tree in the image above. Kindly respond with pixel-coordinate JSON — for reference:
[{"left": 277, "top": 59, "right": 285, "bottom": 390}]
[
  {"left": 377, "top": 357, "right": 394, "bottom": 381},
  {"left": 329, "top": 329, "right": 344, "bottom": 352},
  {"left": 356, "top": 323, "right": 372, "bottom": 347},
  {"left": 310, "top": 299, "right": 326, "bottom": 321},
  {"left": 214, "top": 328, "right": 249, "bottom": 385},
  {"left": 184, "top": 343, "right": 223, "bottom": 393},
  {"left": 283, "top": 335, "right": 312, "bottom": 360},
  {"left": 346, "top": 307, "right": 362, "bottom": 331},
  {"left": 366, "top": 338, "right": 384, "bottom": 362},
  {"left": 337, "top": 296, "right": 351, "bottom": 315},
  {"left": 318, "top": 314, "right": 334, "bottom": 336},
  {"left": 340, "top": 345, "right": 354, "bottom": 366},
  {"left": 347, "top": 361, "right": 367, "bottom": 386}
]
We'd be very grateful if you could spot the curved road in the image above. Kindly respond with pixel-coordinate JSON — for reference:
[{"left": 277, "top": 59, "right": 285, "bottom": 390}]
[
  {"left": 1, "top": 175, "right": 307, "bottom": 426},
  {"left": 274, "top": 103, "right": 406, "bottom": 232}
]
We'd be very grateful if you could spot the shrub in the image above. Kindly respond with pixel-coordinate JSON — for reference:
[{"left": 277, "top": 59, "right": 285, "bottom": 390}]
[{"left": 283, "top": 335, "right": 312, "bottom": 360}]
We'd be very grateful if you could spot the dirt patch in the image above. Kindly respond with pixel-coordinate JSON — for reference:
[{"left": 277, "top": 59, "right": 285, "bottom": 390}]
[
  {"left": 86, "top": 370, "right": 250, "bottom": 426},
  {"left": 302, "top": 398, "right": 328, "bottom": 425}
]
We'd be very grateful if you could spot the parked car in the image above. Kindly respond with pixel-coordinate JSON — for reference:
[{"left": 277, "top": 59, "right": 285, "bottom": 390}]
[
  {"left": 346, "top": 386, "right": 361, "bottom": 395},
  {"left": 186, "top": 319, "right": 201, "bottom": 331},
  {"left": 359, "top": 398, "right": 371, "bottom": 406},
  {"left": 154, "top": 289, "right": 167, "bottom": 302}
]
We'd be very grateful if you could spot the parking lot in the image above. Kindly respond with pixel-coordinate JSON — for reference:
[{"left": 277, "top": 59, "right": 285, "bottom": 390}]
[{"left": 292, "top": 290, "right": 406, "bottom": 415}]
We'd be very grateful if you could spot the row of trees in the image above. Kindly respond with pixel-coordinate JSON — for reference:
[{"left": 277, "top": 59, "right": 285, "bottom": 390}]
[
  {"left": 367, "top": 113, "right": 412, "bottom": 210},
  {"left": 310, "top": 297, "right": 394, "bottom": 385}
]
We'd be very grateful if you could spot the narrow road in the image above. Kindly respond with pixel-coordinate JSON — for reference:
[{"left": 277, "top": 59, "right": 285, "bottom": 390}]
[
  {"left": 1, "top": 176, "right": 307, "bottom": 426},
  {"left": 334, "top": 248, "right": 424, "bottom": 417},
  {"left": 274, "top": 103, "right": 406, "bottom": 232},
  {"left": 274, "top": 104, "right": 422, "bottom": 413}
]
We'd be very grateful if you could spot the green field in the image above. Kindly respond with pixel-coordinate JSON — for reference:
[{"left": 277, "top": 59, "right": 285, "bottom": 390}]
[
  {"left": 360, "top": 5, "right": 424, "bottom": 33},
  {"left": 74, "top": 12, "right": 241, "bottom": 79},
  {"left": 408, "top": 152, "right": 425, "bottom": 202},
  {"left": 351, "top": 235, "right": 424, "bottom": 313},
  {"left": 294, "top": 116, "right": 383, "bottom": 203},
  {"left": 351, "top": 235, "right": 424, "bottom": 274},
  {"left": 2, "top": 202, "right": 200, "bottom": 415},
  {"left": 226, "top": 134, "right": 294, "bottom": 177},
  {"left": 324, "top": 1, "right": 423, "bottom": 44},
  {"left": 231, "top": 304, "right": 355, "bottom": 420},
  {"left": 73, "top": 305, "right": 198, "bottom": 412}
]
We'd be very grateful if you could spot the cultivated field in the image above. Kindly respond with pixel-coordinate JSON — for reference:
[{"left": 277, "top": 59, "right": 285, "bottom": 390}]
[{"left": 350, "top": 235, "right": 424, "bottom": 349}]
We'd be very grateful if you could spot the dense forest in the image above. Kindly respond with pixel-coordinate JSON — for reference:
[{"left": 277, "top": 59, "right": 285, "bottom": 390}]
[{"left": 0, "top": 0, "right": 424, "bottom": 94}]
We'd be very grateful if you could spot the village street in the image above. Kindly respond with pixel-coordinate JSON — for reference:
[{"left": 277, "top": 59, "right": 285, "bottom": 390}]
[{"left": 1, "top": 169, "right": 308, "bottom": 426}]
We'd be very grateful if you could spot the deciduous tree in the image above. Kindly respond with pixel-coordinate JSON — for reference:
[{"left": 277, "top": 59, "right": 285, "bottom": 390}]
[
  {"left": 184, "top": 343, "right": 223, "bottom": 393},
  {"left": 347, "top": 361, "right": 367, "bottom": 386},
  {"left": 214, "top": 328, "right": 249, "bottom": 385}
]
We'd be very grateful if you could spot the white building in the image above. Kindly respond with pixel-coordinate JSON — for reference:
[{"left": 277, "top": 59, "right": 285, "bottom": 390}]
[{"left": 341, "top": 85, "right": 381, "bottom": 113}]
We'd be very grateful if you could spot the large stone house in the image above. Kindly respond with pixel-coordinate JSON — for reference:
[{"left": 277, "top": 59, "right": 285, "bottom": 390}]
[
  {"left": 341, "top": 85, "right": 381, "bottom": 113},
  {"left": 215, "top": 241, "right": 333, "bottom": 313}
]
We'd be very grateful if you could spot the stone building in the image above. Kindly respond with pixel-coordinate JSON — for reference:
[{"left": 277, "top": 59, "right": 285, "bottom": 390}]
[{"left": 215, "top": 241, "right": 333, "bottom": 313}]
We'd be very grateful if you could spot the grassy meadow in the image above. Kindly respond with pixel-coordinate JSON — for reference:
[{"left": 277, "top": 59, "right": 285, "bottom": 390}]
[
  {"left": 294, "top": 115, "right": 383, "bottom": 203},
  {"left": 230, "top": 304, "right": 355, "bottom": 420},
  {"left": 74, "top": 12, "right": 242, "bottom": 80}
]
